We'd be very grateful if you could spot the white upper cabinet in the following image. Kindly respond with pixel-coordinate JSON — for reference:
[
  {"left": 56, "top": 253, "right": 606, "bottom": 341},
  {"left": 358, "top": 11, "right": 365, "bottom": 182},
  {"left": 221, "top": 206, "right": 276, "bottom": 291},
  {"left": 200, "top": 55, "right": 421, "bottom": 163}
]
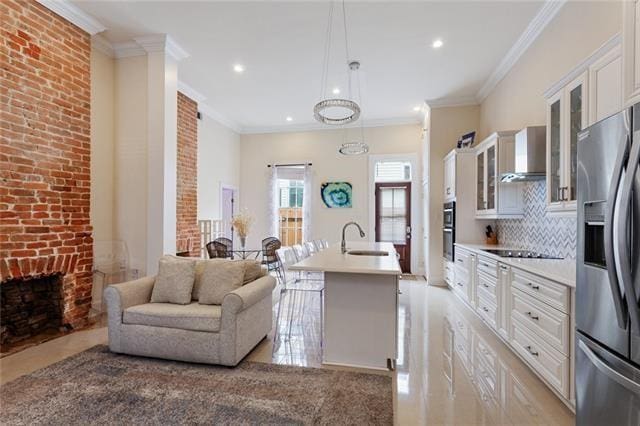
[
  {"left": 475, "top": 131, "right": 523, "bottom": 219},
  {"left": 623, "top": 1, "right": 640, "bottom": 107},
  {"left": 589, "top": 45, "right": 622, "bottom": 123},
  {"left": 544, "top": 39, "right": 622, "bottom": 216},
  {"left": 545, "top": 72, "right": 587, "bottom": 214}
]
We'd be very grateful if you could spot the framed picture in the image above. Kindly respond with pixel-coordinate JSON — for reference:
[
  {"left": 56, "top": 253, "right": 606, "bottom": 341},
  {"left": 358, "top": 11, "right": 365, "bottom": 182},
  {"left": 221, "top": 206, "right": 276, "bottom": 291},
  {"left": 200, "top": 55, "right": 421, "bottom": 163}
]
[
  {"left": 460, "top": 131, "right": 476, "bottom": 148},
  {"left": 321, "top": 182, "right": 352, "bottom": 208}
]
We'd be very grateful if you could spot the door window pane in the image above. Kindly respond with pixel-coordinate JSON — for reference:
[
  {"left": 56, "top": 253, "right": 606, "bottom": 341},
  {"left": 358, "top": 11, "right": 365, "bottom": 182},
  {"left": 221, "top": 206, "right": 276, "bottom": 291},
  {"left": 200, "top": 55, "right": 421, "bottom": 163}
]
[
  {"left": 550, "top": 99, "right": 562, "bottom": 203},
  {"left": 278, "top": 178, "right": 303, "bottom": 245},
  {"left": 378, "top": 187, "right": 407, "bottom": 244}
]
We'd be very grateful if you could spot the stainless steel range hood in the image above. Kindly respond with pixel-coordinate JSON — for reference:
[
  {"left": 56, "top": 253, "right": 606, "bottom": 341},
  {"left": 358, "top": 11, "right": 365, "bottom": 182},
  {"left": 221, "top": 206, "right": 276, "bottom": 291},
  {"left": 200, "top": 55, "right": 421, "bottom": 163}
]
[{"left": 501, "top": 126, "right": 546, "bottom": 182}]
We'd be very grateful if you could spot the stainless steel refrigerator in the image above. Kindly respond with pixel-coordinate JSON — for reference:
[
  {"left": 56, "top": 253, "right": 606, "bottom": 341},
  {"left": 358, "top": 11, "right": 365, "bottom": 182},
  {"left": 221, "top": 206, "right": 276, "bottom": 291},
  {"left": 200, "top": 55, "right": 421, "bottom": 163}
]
[{"left": 576, "top": 105, "right": 640, "bottom": 425}]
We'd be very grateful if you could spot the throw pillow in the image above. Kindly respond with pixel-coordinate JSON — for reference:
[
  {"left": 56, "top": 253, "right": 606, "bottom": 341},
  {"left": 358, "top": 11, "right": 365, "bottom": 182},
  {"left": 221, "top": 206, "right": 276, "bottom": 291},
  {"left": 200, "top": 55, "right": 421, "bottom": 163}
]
[
  {"left": 199, "top": 260, "right": 245, "bottom": 305},
  {"left": 242, "top": 260, "right": 264, "bottom": 284},
  {"left": 150, "top": 256, "right": 196, "bottom": 304}
]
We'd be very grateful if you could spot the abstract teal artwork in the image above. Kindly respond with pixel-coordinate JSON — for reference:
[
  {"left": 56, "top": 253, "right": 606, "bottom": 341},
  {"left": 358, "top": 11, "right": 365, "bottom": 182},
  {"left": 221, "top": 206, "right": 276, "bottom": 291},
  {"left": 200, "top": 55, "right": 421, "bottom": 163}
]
[{"left": 321, "top": 182, "right": 352, "bottom": 208}]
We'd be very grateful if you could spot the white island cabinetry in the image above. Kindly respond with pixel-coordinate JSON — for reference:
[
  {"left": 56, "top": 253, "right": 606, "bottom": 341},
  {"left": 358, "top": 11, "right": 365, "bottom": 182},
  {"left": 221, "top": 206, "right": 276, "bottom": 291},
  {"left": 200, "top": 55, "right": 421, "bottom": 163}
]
[{"left": 290, "top": 242, "right": 401, "bottom": 370}]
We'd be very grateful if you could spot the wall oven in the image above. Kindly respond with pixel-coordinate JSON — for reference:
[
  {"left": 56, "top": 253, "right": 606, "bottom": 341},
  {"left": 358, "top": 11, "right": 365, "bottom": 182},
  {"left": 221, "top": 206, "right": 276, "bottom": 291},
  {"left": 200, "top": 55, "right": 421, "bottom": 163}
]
[{"left": 443, "top": 202, "right": 455, "bottom": 261}]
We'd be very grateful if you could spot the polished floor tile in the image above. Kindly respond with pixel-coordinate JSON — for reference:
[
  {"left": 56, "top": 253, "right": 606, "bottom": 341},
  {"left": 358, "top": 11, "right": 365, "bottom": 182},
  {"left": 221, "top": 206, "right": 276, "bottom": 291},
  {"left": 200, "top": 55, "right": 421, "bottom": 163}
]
[{"left": 0, "top": 279, "right": 575, "bottom": 425}]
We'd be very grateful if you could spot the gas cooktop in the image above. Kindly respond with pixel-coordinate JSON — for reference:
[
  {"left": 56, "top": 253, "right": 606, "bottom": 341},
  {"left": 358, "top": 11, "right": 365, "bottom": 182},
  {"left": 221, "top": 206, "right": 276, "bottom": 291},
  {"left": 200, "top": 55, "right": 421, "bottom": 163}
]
[{"left": 483, "top": 249, "right": 563, "bottom": 259}]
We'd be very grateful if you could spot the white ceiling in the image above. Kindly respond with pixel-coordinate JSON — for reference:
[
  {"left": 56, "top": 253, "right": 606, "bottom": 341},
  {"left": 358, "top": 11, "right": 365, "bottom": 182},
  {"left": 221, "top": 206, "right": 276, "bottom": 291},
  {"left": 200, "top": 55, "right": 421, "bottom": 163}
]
[{"left": 73, "top": 1, "right": 545, "bottom": 133}]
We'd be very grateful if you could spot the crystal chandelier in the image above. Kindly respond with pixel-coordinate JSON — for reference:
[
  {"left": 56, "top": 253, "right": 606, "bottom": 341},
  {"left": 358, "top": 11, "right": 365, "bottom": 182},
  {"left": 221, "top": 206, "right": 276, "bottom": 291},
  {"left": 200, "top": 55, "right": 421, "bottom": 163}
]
[
  {"left": 338, "top": 61, "right": 369, "bottom": 156},
  {"left": 314, "top": 1, "right": 361, "bottom": 126}
]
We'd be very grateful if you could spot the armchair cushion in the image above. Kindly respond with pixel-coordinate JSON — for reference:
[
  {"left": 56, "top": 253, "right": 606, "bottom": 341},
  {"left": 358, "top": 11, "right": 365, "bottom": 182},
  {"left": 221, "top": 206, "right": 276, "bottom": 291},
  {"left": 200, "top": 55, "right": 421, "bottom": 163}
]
[
  {"left": 150, "top": 256, "right": 196, "bottom": 304},
  {"left": 123, "top": 302, "right": 222, "bottom": 332},
  {"left": 198, "top": 260, "right": 245, "bottom": 305}
]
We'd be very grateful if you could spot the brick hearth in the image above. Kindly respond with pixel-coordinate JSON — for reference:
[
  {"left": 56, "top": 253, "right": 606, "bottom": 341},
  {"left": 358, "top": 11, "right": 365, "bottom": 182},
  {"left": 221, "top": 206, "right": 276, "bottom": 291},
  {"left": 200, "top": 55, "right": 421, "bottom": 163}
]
[{"left": 0, "top": 0, "right": 93, "bottom": 329}]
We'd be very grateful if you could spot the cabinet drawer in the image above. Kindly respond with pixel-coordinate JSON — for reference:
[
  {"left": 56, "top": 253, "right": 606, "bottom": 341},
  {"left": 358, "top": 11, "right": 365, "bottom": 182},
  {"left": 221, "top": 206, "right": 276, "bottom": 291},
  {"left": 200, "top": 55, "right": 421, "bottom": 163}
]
[
  {"left": 511, "top": 268, "right": 570, "bottom": 313},
  {"left": 454, "top": 248, "right": 473, "bottom": 271},
  {"left": 510, "top": 317, "right": 570, "bottom": 398},
  {"left": 453, "top": 276, "right": 468, "bottom": 302},
  {"left": 444, "top": 260, "right": 455, "bottom": 286},
  {"left": 477, "top": 255, "right": 497, "bottom": 278},
  {"left": 477, "top": 293, "right": 498, "bottom": 331},
  {"left": 477, "top": 271, "right": 498, "bottom": 301},
  {"left": 510, "top": 288, "right": 570, "bottom": 355}
]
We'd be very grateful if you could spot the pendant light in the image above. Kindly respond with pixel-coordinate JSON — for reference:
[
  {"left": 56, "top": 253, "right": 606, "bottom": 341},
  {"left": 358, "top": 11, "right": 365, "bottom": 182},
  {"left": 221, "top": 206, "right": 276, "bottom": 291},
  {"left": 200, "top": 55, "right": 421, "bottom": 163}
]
[{"left": 314, "top": 1, "right": 360, "bottom": 126}]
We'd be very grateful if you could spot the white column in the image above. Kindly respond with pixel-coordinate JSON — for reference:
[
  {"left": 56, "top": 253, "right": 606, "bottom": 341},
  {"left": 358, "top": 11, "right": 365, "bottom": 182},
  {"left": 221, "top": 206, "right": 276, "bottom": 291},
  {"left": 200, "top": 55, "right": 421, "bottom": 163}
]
[{"left": 135, "top": 35, "right": 189, "bottom": 275}]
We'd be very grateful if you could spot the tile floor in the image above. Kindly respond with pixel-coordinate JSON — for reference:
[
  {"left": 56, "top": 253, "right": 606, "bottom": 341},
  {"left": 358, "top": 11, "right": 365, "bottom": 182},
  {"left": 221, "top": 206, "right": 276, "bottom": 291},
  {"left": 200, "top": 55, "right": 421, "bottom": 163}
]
[{"left": 0, "top": 279, "right": 575, "bottom": 425}]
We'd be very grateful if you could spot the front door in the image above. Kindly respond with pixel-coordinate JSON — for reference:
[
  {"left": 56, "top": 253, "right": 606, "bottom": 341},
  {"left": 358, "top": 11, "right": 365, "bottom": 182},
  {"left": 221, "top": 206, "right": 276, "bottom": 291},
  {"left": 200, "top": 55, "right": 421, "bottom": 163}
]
[{"left": 375, "top": 182, "right": 411, "bottom": 273}]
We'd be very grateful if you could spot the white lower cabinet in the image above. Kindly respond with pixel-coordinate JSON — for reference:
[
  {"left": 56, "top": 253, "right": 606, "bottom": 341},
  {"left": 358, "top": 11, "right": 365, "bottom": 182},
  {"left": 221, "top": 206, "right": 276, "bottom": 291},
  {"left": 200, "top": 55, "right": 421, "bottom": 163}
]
[{"left": 448, "top": 249, "right": 574, "bottom": 407}]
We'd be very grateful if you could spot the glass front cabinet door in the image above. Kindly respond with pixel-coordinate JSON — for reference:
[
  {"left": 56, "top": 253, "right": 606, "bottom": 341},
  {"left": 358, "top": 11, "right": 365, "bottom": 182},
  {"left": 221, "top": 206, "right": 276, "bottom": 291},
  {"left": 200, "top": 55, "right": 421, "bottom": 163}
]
[
  {"left": 476, "top": 150, "right": 485, "bottom": 211},
  {"left": 546, "top": 72, "right": 587, "bottom": 214}
]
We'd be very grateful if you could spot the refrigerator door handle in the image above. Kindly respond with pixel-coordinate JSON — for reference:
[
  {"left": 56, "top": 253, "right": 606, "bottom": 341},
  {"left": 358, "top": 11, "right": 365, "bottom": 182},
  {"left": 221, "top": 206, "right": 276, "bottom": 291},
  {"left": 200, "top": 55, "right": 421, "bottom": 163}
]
[
  {"left": 579, "top": 340, "right": 640, "bottom": 395},
  {"left": 618, "top": 133, "right": 640, "bottom": 335},
  {"left": 605, "top": 134, "right": 631, "bottom": 329}
]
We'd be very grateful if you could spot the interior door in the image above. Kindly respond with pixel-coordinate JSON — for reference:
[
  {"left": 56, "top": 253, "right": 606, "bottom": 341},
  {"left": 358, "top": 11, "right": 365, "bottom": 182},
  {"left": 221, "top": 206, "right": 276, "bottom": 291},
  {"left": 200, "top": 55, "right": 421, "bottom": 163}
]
[{"left": 375, "top": 182, "right": 411, "bottom": 273}]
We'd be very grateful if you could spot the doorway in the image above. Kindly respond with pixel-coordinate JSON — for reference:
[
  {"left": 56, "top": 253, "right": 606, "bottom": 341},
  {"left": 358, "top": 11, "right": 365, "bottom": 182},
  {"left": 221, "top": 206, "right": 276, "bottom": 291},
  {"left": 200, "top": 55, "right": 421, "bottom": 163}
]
[
  {"left": 221, "top": 186, "right": 236, "bottom": 242},
  {"left": 375, "top": 182, "right": 411, "bottom": 273}
]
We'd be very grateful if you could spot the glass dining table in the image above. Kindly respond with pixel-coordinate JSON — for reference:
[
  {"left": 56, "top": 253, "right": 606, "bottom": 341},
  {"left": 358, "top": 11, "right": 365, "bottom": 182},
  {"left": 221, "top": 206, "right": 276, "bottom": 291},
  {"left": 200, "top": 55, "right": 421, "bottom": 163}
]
[{"left": 228, "top": 249, "right": 263, "bottom": 260}]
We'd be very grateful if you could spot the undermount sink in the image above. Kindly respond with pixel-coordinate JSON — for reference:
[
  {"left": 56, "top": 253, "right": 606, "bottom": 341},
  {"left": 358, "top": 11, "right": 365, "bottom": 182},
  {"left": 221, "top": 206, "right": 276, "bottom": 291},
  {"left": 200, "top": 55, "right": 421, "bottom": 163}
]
[{"left": 346, "top": 250, "right": 389, "bottom": 257}]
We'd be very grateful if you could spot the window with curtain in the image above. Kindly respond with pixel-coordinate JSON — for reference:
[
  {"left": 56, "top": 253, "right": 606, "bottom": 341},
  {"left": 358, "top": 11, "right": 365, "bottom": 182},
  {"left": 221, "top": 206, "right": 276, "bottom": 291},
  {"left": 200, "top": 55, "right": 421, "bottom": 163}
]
[
  {"left": 277, "top": 166, "right": 305, "bottom": 246},
  {"left": 375, "top": 161, "right": 412, "bottom": 182}
]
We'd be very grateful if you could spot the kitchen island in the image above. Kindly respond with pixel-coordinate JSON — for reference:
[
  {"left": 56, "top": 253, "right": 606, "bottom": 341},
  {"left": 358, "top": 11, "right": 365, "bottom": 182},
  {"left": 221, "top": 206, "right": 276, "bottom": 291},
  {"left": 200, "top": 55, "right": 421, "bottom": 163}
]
[{"left": 290, "top": 241, "right": 402, "bottom": 370}]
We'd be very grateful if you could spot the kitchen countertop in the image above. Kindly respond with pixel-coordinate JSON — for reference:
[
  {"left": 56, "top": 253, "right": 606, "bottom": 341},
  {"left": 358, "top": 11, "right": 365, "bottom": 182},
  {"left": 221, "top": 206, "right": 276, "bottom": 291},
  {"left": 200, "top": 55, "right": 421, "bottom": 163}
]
[
  {"left": 455, "top": 243, "right": 576, "bottom": 288},
  {"left": 290, "top": 241, "right": 402, "bottom": 275}
]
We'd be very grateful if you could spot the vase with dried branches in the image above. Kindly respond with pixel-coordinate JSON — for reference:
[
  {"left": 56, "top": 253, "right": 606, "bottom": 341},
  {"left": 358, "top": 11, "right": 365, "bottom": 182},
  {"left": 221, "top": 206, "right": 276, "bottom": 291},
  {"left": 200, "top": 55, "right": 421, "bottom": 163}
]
[{"left": 231, "top": 211, "right": 253, "bottom": 250}]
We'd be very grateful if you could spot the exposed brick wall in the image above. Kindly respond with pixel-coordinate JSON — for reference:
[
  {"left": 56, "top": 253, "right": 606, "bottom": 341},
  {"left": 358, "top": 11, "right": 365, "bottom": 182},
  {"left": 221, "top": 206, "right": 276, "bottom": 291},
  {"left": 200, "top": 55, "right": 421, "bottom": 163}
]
[
  {"left": 176, "top": 92, "right": 199, "bottom": 256},
  {"left": 0, "top": 0, "right": 93, "bottom": 328}
]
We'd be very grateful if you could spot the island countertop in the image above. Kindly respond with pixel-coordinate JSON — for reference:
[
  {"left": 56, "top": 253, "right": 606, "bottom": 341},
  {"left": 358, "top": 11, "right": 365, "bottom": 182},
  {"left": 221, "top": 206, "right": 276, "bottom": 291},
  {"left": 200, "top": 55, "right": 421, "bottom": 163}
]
[{"left": 289, "top": 241, "right": 402, "bottom": 275}]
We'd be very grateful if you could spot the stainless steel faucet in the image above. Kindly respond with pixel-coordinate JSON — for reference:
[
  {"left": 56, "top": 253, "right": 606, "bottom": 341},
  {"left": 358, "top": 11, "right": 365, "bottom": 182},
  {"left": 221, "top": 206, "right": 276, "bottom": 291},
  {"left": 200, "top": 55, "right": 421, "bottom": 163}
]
[{"left": 341, "top": 221, "right": 366, "bottom": 253}]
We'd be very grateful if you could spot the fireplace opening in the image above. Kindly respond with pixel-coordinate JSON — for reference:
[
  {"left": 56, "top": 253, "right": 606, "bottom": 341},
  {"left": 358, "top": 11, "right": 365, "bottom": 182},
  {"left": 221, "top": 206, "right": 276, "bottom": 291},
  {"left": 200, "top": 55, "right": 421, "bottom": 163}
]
[{"left": 1, "top": 274, "right": 66, "bottom": 355}]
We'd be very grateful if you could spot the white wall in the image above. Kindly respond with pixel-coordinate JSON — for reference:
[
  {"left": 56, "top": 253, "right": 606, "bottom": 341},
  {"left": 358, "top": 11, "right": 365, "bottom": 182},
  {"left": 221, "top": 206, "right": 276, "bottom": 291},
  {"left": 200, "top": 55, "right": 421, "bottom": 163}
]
[
  {"left": 90, "top": 45, "right": 115, "bottom": 244},
  {"left": 427, "top": 105, "right": 480, "bottom": 284},
  {"left": 479, "top": 1, "right": 622, "bottom": 138},
  {"left": 197, "top": 114, "right": 241, "bottom": 221},
  {"left": 114, "top": 55, "right": 148, "bottom": 274},
  {"left": 239, "top": 124, "right": 422, "bottom": 268}
]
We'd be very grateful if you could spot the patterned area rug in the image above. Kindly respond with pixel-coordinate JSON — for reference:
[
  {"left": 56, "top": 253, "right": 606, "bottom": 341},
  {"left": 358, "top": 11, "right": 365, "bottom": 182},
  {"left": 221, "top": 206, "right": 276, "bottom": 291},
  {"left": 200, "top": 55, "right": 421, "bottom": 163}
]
[{"left": 0, "top": 345, "right": 393, "bottom": 425}]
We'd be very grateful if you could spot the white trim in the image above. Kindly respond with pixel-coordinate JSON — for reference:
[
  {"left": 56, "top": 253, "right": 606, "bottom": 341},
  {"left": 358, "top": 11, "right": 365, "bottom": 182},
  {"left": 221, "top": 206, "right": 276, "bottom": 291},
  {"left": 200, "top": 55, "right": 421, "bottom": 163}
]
[
  {"left": 543, "top": 33, "right": 622, "bottom": 98},
  {"left": 91, "top": 35, "right": 114, "bottom": 58},
  {"left": 177, "top": 81, "right": 207, "bottom": 103},
  {"left": 198, "top": 103, "right": 243, "bottom": 134},
  {"left": 241, "top": 116, "right": 420, "bottom": 135},
  {"left": 476, "top": 0, "right": 567, "bottom": 102},
  {"left": 112, "top": 41, "right": 146, "bottom": 59},
  {"left": 37, "top": 0, "right": 106, "bottom": 35},
  {"left": 368, "top": 153, "right": 422, "bottom": 275},
  {"left": 134, "top": 34, "right": 189, "bottom": 61},
  {"left": 426, "top": 96, "right": 478, "bottom": 109}
]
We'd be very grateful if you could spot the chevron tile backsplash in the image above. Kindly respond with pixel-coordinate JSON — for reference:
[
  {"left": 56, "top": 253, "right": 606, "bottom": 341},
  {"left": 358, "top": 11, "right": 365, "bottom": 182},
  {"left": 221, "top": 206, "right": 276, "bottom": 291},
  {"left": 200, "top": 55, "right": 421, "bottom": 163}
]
[{"left": 496, "top": 181, "right": 577, "bottom": 259}]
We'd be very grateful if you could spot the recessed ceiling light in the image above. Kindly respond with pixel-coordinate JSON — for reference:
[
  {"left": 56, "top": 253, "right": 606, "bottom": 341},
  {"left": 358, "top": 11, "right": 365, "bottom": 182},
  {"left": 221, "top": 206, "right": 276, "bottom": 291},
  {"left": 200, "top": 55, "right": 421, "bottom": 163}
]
[
  {"left": 286, "top": 116, "right": 293, "bottom": 122},
  {"left": 233, "top": 64, "right": 245, "bottom": 73},
  {"left": 432, "top": 39, "right": 443, "bottom": 49},
  {"left": 332, "top": 87, "right": 340, "bottom": 95},
  {"left": 413, "top": 105, "right": 422, "bottom": 112}
]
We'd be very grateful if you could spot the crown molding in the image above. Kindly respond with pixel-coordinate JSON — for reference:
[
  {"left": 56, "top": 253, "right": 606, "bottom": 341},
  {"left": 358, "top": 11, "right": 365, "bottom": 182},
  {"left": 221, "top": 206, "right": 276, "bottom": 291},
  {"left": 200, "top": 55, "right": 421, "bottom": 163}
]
[
  {"left": 198, "top": 104, "right": 243, "bottom": 134},
  {"left": 476, "top": 0, "right": 566, "bottom": 103},
  {"left": 91, "top": 34, "right": 114, "bottom": 58},
  {"left": 426, "top": 95, "right": 479, "bottom": 109},
  {"left": 37, "top": 0, "right": 106, "bottom": 35},
  {"left": 239, "top": 116, "right": 421, "bottom": 135},
  {"left": 134, "top": 34, "right": 189, "bottom": 61},
  {"left": 543, "top": 33, "right": 621, "bottom": 98},
  {"left": 177, "top": 81, "right": 207, "bottom": 103},
  {"left": 112, "top": 41, "right": 146, "bottom": 59}
]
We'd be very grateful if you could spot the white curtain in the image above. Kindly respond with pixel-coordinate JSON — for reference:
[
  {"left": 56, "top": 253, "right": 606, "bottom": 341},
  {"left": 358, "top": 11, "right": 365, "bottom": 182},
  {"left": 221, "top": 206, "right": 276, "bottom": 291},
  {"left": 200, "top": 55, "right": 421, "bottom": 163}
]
[
  {"left": 267, "top": 166, "right": 279, "bottom": 238},
  {"left": 303, "top": 165, "right": 313, "bottom": 242}
]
